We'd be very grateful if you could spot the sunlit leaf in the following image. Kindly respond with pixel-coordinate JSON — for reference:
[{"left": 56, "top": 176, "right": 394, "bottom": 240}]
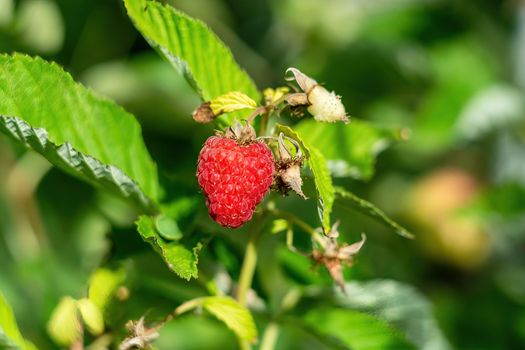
[
  {"left": 202, "top": 297, "right": 257, "bottom": 342},
  {"left": 77, "top": 298, "right": 104, "bottom": 336},
  {"left": 304, "top": 308, "right": 416, "bottom": 350},
  {"left": 295, "top": 119, "right": 405, "bottom": 180},
  {"left": 88, "top": 268, "right": 126, "bottom": 312},
  {"left": 271, "top": 219, "right": 289, "bottom": 234},
  {"left": 0, "top": 54, "right": 159, "bottom": 213},
  {"left": 210, "top": 91, "right": 257, "bottom": 115},
  {"left": 335, "top": 279, "right": 451, "bottom": 350},
  {"left": 124, "top": 0, "right": 260, "bottom": 124},
  {"left": 411, "top": 39, "right": 496, "bottom": 154},
  {"left": 47, "top": 297, "right": 81, "bottom": 347},
  {"left": 136, "top": 215, "right": 201, "bottom": 280},
  {"left": 0, "top": 291, "right": 34, "bottom": 350},
  {"left": 455, "top": 85, "right": 525, "bottom": 140},
  {"left": 334, "top": 187, "right": 414, "bottom": 239},
  {"left": 275, "top": 124, "right": 334, "bottom": 232}
]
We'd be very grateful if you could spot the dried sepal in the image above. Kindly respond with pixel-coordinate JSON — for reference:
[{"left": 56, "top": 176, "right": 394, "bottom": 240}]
[
  {"left": 285, "top": 92, "right": 309, "bottom": 107},
  {"left": 311, "top": 222, "right": 366, "bottom": 292},
  {"left": 273, "top": 133, "right": 307, "bottom": 199},
  {"left": 119, "top": 317, "right": 159, "bottom": 350},
  {"left": 285, "top": 67, "right": 317, "bottom": 93},
  {"left": 220, "top": 120, "right": 257, "bottom": 145}
]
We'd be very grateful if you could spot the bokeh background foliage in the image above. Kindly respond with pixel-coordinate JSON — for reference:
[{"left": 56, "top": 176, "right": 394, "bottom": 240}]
[{"left": 0, "top": 0, "right": 524, "bottom": 349}]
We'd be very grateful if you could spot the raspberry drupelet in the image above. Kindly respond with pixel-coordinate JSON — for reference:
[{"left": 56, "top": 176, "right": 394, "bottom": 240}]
[{"left": 197, "top": 134, "right": 274, "bottom": 228}]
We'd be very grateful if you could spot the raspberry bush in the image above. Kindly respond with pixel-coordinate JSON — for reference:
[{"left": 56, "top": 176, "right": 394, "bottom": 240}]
[{"left": 0, "top": 0, "right": 471, "bottom": 349}]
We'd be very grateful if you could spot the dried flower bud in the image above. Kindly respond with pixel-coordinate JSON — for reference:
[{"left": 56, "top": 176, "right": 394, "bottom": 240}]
[
  {"left": 311, "top": 222, "right": 366, "bottom": 292},
  {"left": 273, "top": 133, "right": 307, "bottom": 199},
  {"left": 307, "top": 85, "right": 348, "bottom": 123},
  {"left": 192, "top": 102, "right": 216, "bottom": 123},
  {"left": 119, "top": 317, "right": 159, "bottom": 350},
  {"left": 285, "top": 67, "right": 349, "bottom": 123}
]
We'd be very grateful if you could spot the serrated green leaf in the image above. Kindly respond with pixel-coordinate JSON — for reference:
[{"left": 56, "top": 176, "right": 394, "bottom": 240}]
[
  {"left": 308, "top": 148, "right": 335, "bottom": 233},
  {"left": 0, "top": 291, "right": 34, "bottom": 350},
  {"left": 296, "top": 119, "right": 405, "bottom": 180},
  {"left": 210, "top": 91, "right": 257, "bottom": 115},
  {"left": 124, "top": 0, "right": 260, "bottom": 124},
  {"left": 334, "top": 187, "right": 414, "bottom": 239},
  {"left": 304, "top": 308, "right": 416, "bottom": 350},
  {"left": 136, "top": 215, "right": 201, "bottom": 280},
  {"left": 336, "top": 280, "right": 451, "bottom": 350},
  {"left": 202, "top": 297, "right": 257, "bottom": 342},
  {"left": 47, "top": 297, "right": 81, "bottom": 347},
  {"left": 275, "top": 124, "right": 334, "bottom": 232},
  {"left": 77, "top": 299, "right": 104, "bottom": 336},
  {"left": 0, "top": 54, "right": 159, "bottom": 213},
  {"left": 88, "top": 268, "right": 125, "bottom": 313}
]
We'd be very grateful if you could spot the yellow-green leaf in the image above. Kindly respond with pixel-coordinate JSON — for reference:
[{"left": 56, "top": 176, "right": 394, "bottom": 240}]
[
  {"left": 0, "top": 291, "right": 34, "bottom": 350},
  {"left": 209, "top": 91, "right": 257, "bottom": 115},
  {"left": 202, "top": 297, "right": 257, "bottom": 342},
  {"left": 77, "top": 299, "right": 104, "bottom": 336},
  {"left": 47, "top": 297, "right": 81, "bottom": 347},
  {"left": 88, "top": 268, "right": 126, "bottom": 312}
]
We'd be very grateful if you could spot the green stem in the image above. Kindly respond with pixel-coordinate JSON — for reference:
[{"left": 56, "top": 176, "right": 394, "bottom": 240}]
[
  {"left": 259, "top": 112, "right": 269, "bottom": 136},
  {"left": 266, "top": 207, "right": 324, "bottom": 245},
  {"left": 154, "top": 298, "right": 203, "bottom": 330},
  {"left": 236, "top": 214, "right": 267, "bottom": 350},
  {"left": 260, "top": 322, "right": 280, "bottom": 350},
  {"left": 237, "top": 231, "right": 259, "bottom": 306}
]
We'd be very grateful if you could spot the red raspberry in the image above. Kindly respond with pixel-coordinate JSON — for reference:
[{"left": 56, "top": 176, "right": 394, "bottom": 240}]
[{"left": 197, "top": 136, "right": 274, "bottom": 228}]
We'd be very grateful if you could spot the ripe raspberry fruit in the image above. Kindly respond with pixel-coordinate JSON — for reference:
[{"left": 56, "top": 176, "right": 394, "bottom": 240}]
[{"left": 197, "top": 125, "right": 275, "bottom": 228}]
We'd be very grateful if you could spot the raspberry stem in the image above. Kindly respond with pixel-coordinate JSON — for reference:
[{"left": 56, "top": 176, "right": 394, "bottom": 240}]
[
  {"left": 237, "top": 235, "right": 258, "bottom": 306},
  {"left": 236, "top": 213, "right": 267, "bottom": 306}
]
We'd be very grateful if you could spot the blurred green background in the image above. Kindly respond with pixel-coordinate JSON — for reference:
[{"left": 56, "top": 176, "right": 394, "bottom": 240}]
[{"left": 1, "top": 0, "right": 524, "bottom": 349}]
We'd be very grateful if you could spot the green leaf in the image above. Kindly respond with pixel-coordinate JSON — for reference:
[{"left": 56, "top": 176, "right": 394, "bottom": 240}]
[
  {"left": 295, "top": 119, "right": 405, "bottom": 180},
  {"left": 308, "top": 148, "right": 335, "bottom": 232},
  {"left": 275, "top": 124, "right": 334, "bottom": 232},
  {"left": 271, "top": 219, "right": 289, "bottom": 234},
  {"left": 202, "top": 297, "right": 257, "bottom": 342},
  {"left": 155, "top": 214, "right": 183, "bottom": 241},
  {"left": 334, "top": 187, "right": 414, "bottom": 239},
  {"left": 156, "top": 197, "right": 200, "bottom": 241},
  {"left": 47, "top": 297, "right": 81, "bottom": 347},
  {"left": 304, "top": 308, "right": 416, "bottom": 350},
  {"left": 88, "top": 268, "right": 126, "bottom": 312},
  {"left": 335, "top": 280, "right": 451, "bottom": 350},
  {"left": 210, "top": 91, "right": 257, "bottom": 115},
  {"left": 136, "top": 215, "right": 201, "bottom": 280},
  {"left": 77, "top": 299, "right": 104, "bottom": 336},
  {"left": 124, "top": 0, "right": 260, "bottom": 122},
  {"left": 0, "top": 54, "right": 159, "bottom": 213},
  {"left": 0, "top": 291, "right": 34, "bottom": 350}
]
